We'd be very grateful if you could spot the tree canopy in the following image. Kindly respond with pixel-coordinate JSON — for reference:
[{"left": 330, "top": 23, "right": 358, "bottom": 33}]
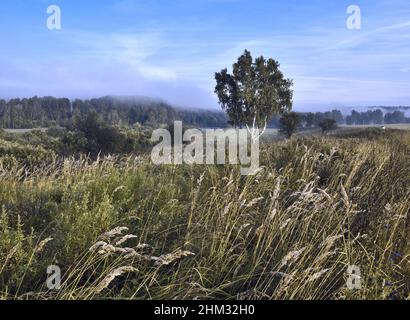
[
  {"left": 318, "top": 118, "right": 338, "bottom": 134},
  {"left": 279, "top": 112, "right": 301, "bottom": 138},
  {"left": 215, "top": 50, "right": 293, "bottom": 129},
  {"left": 0, "top": 96, "right": 228, "bottom": 129}
]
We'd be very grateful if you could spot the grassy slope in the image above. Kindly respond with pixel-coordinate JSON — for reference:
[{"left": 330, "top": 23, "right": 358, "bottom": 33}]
[{"left": 0, "top": 129, "right": 409, "bottom": 300}]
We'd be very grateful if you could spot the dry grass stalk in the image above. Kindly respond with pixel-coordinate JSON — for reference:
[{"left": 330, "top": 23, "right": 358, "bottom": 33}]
[
  {"left": 280, "top": 218, "right": 292, "bottom": 230},
  {"left": 34, "top": 237, "right": 53, "bottom": 253},
  {"left": 279, "top": 247, "right": 307, "bottom": 269},
  {"left": 244, "top": 197, "right": 264, "bottom": 208},
  {"left": 89, "top": 241, "right": 108, "bottom": 252},
  {"left": 340, "top": 183, "right": 350, "bottom": 209},
  {"left": 307, "top": 269, "right": 330, "bottom": 282},
  {"left": 99, "top": 227, "right": 129, "bottom": 240},
  {"left": 0, "top": 245, "right": 19, "bottom": 274},
  {"left": 135, "top": 243, "right": 152, "bottom": 251},
  {"left": 114, "top": 235, "right": 139, "bottom": 246},
  {"left": 317, "top": 188, "right": 332, "bottom": 201},
  {"left": 152, "top": 250, "right": 195, "bottom": 267},
  {"left": 319, "top": 235, "right": 343, "bottom": 249},
  {"left": 94, "top": 266, "right": 138, "bottom": 294}
]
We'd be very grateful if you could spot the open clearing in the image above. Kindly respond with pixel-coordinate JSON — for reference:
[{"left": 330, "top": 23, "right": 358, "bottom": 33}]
[
  {"left": 341, "top": 124, "right": 410, "bottom": 130},
  {"left": 2, "top": 128, "right": 47, "bottom": 134}
]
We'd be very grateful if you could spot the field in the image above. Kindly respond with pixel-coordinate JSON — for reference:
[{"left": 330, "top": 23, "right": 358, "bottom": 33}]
[
  {"left": 3, "top": 129, "right": 47, "bottom": 134},
  {"left": 3, "top": 0, "right": 410, "bottom": 304},
  {"left": 341, "top": 124, "right": 410, "bottom": 130},
  {"left": 259, "top": 124, "right": 410, "bottom": 141},
  {"left": 0, "top": 128, "right": 409, "bottom": 300}
]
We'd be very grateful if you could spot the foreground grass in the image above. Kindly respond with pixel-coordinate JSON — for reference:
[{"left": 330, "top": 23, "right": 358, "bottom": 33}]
[{"left": 0, "top": 129, "right": 409, "bottom": 300}]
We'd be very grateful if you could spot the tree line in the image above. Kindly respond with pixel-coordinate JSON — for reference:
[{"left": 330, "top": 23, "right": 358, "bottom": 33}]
[
  {"left": 0, "top": 96, "right": 228, "bottom": 129},
  {"left": 278, "top": 109, "right": 410, "bottom": 138},
  {"left": 345, "top": 109, "right": 409, "bottom": 125},
  {"left": 273, "top": 109, "right": 409, "bottom": 129},
  {"left": 214, "top": 50, "right": 409, "bottom": 140},
  {"left": 0, "top": 95, "right": 408, "bottom": 131}
]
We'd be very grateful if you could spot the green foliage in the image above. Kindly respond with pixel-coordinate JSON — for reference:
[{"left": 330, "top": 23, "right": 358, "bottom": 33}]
[
  {"left": 0, "top": 114, "right": 154, "bottom": 161},
  {"left": 215, "top": 50, "right": 293, "bottom": 128},
  {"left": 0, "top": 96, "right": 228, "bottom": 129},
  {"left": 301, "top": 110, "right": 344, "bottom": 128},
  {"left": 0, "top": 208, "right": 39, "bottom": 294},
  {"left": 0, "top": 138, "right": 56, "bottom": 169},
  {"left": 279, "top": 112, "right": 301, "bottom": 138},
  {"left": 346, "top": 109, "right": 384, "bottom": 125},
  {"left": 318, "top": 118, "right": 338, "bottom": 134},
  {"left": 60, "top": 112, "right": 154, "bottom": 157},
  {"left": 384, "top": 110, "right": 406, "bottom": 124},
  {"left": 345, "top": 109, "right": 409, "bottom": 126}
]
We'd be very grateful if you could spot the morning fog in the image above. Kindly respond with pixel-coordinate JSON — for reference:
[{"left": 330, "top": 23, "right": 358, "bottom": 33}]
[{"left": 151, "top": 121, "right": 259, "bottom": 175}]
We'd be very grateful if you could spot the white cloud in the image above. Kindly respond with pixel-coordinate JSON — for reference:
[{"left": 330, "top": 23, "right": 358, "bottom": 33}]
[{"left": 61, "top": 30, "right": 177, "bottom": 80}]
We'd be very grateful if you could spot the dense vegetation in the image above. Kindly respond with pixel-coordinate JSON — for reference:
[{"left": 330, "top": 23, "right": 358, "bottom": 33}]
[
  {"left": 0, "top": 96, "right": 409, "bottom": 132},
  {"left": 346, "top": 109, "right": 409, "bottom": 125},
  {"left": 0, "top": 112, "right": 154, "bottom": 165},
  {"left": 301, "top": 109, "right": 410, "bottom": 127},
  {"left": 0, "top": 128, "right": 408, "bottom": 300},
  {"left": 0, "top": 96, "right": 228, "bottom": 129}
]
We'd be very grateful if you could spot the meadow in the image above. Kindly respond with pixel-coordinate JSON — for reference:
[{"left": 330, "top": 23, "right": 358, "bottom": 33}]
[{"left": 0, "top": 128, "right": 409, "bottom": 300}]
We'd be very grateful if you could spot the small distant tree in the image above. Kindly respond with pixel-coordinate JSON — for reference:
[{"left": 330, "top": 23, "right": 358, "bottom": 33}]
[
  {"left": 304, "top": 112, "right": 316, "bottom": 128},
  {"left": 330, "top": 109, "right": 344, "bottom": 124},
  {"left": 65, "top": 111, "right": 127, "bottom": 156},
  {"left": 318, "top": 118, "right": 338, "bottom": 134},
  {"left": 384, "top": 111, "right": 405, "bottom": 124},
  {"left": 373, "top": 109, "right": 384, "bottom": 124},
  {"left": 215, "top": 50, "right": 293, "bottom": 140},
  {"left": 279, "top": 112, "right": 300, "bottom": 138}
]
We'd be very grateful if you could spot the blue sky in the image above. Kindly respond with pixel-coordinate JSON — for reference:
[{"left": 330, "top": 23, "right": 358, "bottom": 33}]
[{"left": 0, "top": 0, "right": 409, "bottom": 111}]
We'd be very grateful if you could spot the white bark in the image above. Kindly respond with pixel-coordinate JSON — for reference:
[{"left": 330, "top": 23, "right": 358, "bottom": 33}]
[{"left": 246, "top": 116, "right": 267, "bottom": 142}]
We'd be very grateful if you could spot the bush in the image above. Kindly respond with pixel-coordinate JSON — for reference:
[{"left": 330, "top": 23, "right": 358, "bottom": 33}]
[
  {"left": 318, "top": 118, "right": 338, "bottom": 133},
  {"left": 0, "top": 139, "right": 56, "bottom": 169}
]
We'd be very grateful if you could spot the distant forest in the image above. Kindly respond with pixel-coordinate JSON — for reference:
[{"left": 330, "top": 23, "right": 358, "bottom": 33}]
[
  {"left": 298, "top": 109, "right": 410, "bottom": 127},
  {"left": 0, "top": 96, "right": 228, "bottom": 129},
  {"left": 0, "top": 96, "right": 409, "bottom": 129}
]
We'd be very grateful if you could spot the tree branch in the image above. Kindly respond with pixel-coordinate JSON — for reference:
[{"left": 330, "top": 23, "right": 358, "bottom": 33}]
[{"left": 246, "top": 116, "right": 267, "bottom": 142}]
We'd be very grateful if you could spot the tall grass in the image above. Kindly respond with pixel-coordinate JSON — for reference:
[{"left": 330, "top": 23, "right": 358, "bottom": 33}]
[{"left": 0, "top": 130, "right": 409, "bottom": 300}]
